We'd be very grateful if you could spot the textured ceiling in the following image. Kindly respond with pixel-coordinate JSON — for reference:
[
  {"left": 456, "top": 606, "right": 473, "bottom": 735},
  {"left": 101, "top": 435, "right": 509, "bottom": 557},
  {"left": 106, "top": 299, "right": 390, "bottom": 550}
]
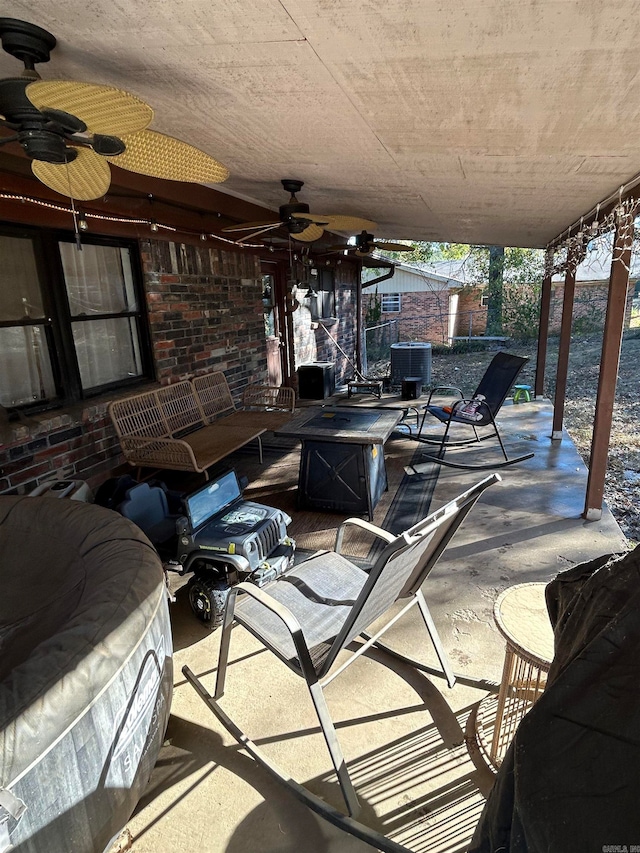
[{"left": 2, "top": 1, "right": 640, "bottom": 247}]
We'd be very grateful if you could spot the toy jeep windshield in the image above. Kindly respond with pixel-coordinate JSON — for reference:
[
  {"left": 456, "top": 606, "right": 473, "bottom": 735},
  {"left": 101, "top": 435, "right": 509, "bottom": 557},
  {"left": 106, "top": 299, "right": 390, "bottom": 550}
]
[{"left": 116, "top": 470, "right": 295, "bottom": 628}]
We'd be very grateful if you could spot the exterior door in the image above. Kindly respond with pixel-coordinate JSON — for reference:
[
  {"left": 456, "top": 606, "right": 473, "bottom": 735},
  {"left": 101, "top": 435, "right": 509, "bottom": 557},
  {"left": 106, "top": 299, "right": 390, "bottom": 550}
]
[{"left": 261, "top": 260, "right": 290, "bottom": 386}]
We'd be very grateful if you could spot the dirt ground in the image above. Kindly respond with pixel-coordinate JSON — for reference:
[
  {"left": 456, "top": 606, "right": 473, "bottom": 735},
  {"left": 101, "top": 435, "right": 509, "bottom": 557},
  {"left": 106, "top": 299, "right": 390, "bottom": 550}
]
[{"left": 371, "top": 332, "right": 640, "bottom": 544}]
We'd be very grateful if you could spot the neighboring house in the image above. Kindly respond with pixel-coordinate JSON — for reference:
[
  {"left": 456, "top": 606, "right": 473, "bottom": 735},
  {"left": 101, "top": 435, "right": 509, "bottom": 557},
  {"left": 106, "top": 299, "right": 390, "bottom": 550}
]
[
  {"left": 362, "top": 261, "right": 466, "bottom": 346},
  {"left": 363, "top": 253, "right": 638, "bottom": 346}
]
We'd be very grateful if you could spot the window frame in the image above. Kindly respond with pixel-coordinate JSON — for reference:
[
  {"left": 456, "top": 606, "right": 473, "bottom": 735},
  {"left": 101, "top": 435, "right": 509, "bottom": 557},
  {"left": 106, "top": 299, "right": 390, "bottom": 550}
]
[
  {"left": 0, "top": 221, "right": 153, "bottom": 411},
  {"left": 381, "top": 292, "right": 401, "bottom": 313}
]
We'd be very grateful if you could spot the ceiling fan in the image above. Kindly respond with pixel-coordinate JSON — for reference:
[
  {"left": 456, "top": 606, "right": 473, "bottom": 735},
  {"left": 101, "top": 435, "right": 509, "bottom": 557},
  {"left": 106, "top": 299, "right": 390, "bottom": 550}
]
[
  {"left": 0, "top": 17, "right": 229, "bottom": 200},
  {"left": 327, "top": 230, "right": 415, "bottom": 257},
  {"left": 222, "top": 179, "right": 377, "bottom": 243}
]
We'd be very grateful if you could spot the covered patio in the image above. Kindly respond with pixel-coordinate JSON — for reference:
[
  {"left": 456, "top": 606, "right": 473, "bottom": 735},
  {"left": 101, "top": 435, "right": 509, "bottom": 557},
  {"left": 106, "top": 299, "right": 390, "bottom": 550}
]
[
  {"left": 0, "top": 2, "right": 638, "bottom": 851},
  {"left": 120, "top": 394, "right": 625, "bottom": 852}
]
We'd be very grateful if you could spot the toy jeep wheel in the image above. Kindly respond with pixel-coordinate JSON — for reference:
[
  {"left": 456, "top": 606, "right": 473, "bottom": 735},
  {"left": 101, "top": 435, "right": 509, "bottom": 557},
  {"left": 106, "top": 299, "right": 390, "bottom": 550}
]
[{"left": 187, "top": 576, "right": 228, "bottom": 629}]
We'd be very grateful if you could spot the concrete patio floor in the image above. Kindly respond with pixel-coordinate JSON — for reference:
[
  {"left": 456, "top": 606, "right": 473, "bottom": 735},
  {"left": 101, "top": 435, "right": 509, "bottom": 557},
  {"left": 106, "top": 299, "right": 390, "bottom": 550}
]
[{"left": 121, "top": 398, "right": 627, "bottom": 853}]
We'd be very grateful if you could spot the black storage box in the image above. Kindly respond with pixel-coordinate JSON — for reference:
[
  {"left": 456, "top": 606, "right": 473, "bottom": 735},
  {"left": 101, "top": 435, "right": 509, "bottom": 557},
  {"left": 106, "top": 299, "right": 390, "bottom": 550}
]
[{"left": 297, "top": 362, "right": 335, "bottom": 400}]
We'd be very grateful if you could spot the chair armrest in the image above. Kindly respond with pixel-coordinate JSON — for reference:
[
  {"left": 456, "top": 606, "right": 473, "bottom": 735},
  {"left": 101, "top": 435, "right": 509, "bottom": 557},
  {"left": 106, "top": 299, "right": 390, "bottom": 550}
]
[
  {"left": 120, "top": 435, "right": 199, "bottom": 470},
  {"left": 230, "top": 582, "right": 317, "bottom": 676},
  {"left": 233, "top": 581, "right": 302, "bottom": 633},
  {"left": 242, "top": 384, "right": 296, "bottom": 412},
  {"left": 425, "top": 385, "right": 464, "bottom": 406},
  {"left": 335, "top": 518, "right": 396, "bottom": 553}
]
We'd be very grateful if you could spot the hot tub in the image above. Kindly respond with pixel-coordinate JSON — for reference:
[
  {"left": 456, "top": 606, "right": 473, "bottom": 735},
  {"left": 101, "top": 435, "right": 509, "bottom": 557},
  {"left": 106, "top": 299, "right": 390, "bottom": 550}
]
[{"left": 0, "top": 497, "right": 173, "bottom": 853}]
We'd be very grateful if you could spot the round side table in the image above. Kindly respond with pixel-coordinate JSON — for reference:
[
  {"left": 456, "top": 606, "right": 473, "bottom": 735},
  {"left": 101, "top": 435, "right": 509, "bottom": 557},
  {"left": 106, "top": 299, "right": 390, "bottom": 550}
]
[{"left": 477, "top": 582, "right": 554, "bottom": 769}]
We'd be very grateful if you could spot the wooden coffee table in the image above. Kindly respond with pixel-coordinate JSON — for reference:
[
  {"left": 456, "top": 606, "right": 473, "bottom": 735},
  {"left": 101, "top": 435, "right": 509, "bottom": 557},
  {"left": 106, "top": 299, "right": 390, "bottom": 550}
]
[{"left": 275, "top": 407, "right": 403, "bottom": 519}]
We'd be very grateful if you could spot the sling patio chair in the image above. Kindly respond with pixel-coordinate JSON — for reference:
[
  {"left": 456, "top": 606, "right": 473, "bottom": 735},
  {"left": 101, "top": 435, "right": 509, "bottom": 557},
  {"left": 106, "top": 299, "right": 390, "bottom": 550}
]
[
  {"left": 183, "top": 473, "right": 500, "bottom": 839},
  {"left": 415, "top": 351, "right": 535, "bottom": 470}
]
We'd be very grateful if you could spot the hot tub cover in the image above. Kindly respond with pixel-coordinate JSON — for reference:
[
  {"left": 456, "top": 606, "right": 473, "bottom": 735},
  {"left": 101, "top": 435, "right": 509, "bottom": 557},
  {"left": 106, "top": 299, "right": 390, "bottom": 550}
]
[{"left": 0, "top": 496, "right": 173, "bottom": 853}]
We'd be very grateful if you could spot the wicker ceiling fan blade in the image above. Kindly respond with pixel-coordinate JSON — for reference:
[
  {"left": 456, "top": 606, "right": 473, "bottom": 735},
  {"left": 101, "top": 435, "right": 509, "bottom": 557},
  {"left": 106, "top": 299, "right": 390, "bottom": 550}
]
[
  {"left": 233, "top": 224, "right": 281, "bottom": 242},
  {"left": 290, "top": 211, "right": 330, "bottom": 226},
  {"left": 26, "top": 80, "right": 153, "bottom": 136},
  {"left": 222, "top": 219, "right": 281, "bottom": 233},
  {"left": 107, "top": 129, "right": 229, "bottom": 184},
  {"left": 375, "top": 241, "right": 414, "bottom": 251},
  {"left": 290, "top": 223, "right": 324, "bottom": 243},
  {"left": 290, "top": 212, "right": 377, "bottom": 233},
  {"left": 31, "top": 147, "right": 111, "bottom": 200}
]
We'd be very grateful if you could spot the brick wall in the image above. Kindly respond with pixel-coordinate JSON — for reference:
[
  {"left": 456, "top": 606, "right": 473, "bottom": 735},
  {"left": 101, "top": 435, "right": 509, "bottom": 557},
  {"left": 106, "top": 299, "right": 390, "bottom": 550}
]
[
  {"left": 0, "top": 402, "right": 122, "bottom": 495},
  {"left": 364, "top": 289, "right": 451, "bottom": 344},
  {"left": 452, "top": 288, "right": 487, "bottom": 336},
  {"left": 142, "top": 239, "right": 266, "bottom": 392},
  {"left": 549, "top": 281, "right": 635, "bottom": 334},
  {"left": 0, "top": 238, "right": 266, "bottom": 496}
]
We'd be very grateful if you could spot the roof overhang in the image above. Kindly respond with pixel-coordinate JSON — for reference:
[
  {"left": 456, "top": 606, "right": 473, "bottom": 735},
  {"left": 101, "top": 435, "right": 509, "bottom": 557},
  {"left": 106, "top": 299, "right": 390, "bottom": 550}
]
[{"left": 1, "top": 3, "right": 640, "bottom": 249}]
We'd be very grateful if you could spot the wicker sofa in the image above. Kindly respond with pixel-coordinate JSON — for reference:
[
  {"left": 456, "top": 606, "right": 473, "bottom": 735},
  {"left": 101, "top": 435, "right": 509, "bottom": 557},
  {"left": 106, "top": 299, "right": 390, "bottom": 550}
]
[{"left": 109, "top": 372, "right": 295, "bottom": 477}]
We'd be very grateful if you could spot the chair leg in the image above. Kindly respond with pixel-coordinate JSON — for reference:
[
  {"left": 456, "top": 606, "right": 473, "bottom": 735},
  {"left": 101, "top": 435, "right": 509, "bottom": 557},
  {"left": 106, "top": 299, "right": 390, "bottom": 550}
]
[
  {"left": 214, "top": 591, "right": 237, "bottom": 699},
  {"left": 415, "top": 590, "right": 456, "bottom": 689},
  {"left": 306, "top": 679, "right": 361, "bottom": 817}
]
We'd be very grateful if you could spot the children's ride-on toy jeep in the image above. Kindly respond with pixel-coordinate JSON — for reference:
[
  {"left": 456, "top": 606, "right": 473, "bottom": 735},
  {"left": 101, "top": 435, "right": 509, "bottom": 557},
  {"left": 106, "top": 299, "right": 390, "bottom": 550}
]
[{"left": 116, "top": 470, "right": 295, "bottom": 628}]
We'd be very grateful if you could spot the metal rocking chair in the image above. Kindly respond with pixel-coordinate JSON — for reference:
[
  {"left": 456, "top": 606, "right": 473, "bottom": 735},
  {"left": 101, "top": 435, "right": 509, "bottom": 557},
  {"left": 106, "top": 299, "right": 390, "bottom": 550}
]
[
  {"left": 416, "top": 351, "right": 535, "bottom": 470},
  {"left": 183, "top": 473, "right": 500, "bottom": 843}
]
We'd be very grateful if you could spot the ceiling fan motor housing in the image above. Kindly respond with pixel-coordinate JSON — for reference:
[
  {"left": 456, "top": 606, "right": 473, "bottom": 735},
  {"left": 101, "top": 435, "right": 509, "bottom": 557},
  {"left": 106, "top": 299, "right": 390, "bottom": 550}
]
[
  {"left": 0, "top": 18, "right": 56, "bottom": 68},
  {"left": 0, "top": 77, "right": 75, "bottom": 163},
  {"left": 279, "top": 200, "right": 312, "bottom": 233},
  {"left": 355, "top": 230, "right": 375, "bottom": 252}
]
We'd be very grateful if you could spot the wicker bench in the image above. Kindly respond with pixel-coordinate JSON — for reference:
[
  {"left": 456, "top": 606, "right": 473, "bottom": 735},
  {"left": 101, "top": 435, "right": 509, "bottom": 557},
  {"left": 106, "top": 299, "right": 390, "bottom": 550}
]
[{"left": 108, "top": 373, "right": 295, "bottom": 478}]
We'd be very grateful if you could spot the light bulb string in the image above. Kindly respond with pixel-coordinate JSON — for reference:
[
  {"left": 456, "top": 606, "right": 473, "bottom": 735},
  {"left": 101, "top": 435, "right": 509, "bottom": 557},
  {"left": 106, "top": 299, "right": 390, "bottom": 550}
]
[{"left": 0, "top": 191, "right": 266, "bottom": 248}]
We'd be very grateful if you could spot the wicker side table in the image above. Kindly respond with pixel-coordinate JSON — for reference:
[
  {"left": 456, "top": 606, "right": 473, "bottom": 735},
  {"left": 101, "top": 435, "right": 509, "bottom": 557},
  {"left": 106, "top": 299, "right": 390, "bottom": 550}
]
[{"left": 478, "top": 583, "right": 554, "bottom": 769}]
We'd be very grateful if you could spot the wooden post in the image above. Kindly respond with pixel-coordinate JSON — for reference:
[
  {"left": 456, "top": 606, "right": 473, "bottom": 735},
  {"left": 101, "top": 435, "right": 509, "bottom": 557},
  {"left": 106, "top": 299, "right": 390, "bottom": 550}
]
[
  {"left": 584, "top": 210, "right": 633, "bottom": 520},
  {"left": 551, "top": 247, "right": 578, "bottom": 439},
  {"left": 356, "top": 260, "right": 363, "bottom": 376},
  {"left": 534, "top": 247, "right": 554, "bottom": 399}
]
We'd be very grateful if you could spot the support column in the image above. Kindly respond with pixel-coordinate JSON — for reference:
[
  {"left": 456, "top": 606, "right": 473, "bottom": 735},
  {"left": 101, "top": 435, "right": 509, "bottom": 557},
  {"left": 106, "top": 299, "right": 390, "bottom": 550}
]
[
  {"left": 356, "top": 260, "right": 363, "bottom": 375},
  {"left": 584, "top": 210, "right": 633, "bottom": 520},
  {"left": 535, "top": 247, "right": 554, "bottom": 399},
  {"left": 551, "top": 248, "right": 578, "bottom": 440}
]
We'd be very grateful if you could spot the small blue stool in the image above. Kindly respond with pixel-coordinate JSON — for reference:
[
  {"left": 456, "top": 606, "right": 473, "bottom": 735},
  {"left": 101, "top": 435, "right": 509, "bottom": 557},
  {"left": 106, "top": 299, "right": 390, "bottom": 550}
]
[{"left": 513, "top": 384, "right": 532, "bottom": 404}]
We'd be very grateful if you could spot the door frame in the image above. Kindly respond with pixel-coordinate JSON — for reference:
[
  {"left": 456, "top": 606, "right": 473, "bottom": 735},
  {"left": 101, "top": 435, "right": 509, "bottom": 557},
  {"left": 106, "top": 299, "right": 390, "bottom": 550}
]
[{"left": 260, "top": 258, "right": 294, "bottom": 386}]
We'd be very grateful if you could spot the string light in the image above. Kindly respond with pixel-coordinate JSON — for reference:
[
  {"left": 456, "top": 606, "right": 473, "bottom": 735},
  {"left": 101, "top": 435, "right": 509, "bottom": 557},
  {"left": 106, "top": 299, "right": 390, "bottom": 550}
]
[
  {"left": 0, "top": 191, "right": 350, "bottom": 254},
  {"left": 78, "top": 215, "right": 89, "bottom": 231}
]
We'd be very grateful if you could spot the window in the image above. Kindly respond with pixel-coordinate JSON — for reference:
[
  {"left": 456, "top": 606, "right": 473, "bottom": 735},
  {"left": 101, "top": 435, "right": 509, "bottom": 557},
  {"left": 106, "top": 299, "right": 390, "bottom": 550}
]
[
  {"left": 481, "top": 294, "right": 489, "bottom": 308},
  {"left": 310, "top": 268, "right": 335, "bottom": 320},
  {"left": 381, "top": 293, "right": 401, "bottom": 313},
  {"left": 0, "top": 225, "right": 150, "bottom": 410}
]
